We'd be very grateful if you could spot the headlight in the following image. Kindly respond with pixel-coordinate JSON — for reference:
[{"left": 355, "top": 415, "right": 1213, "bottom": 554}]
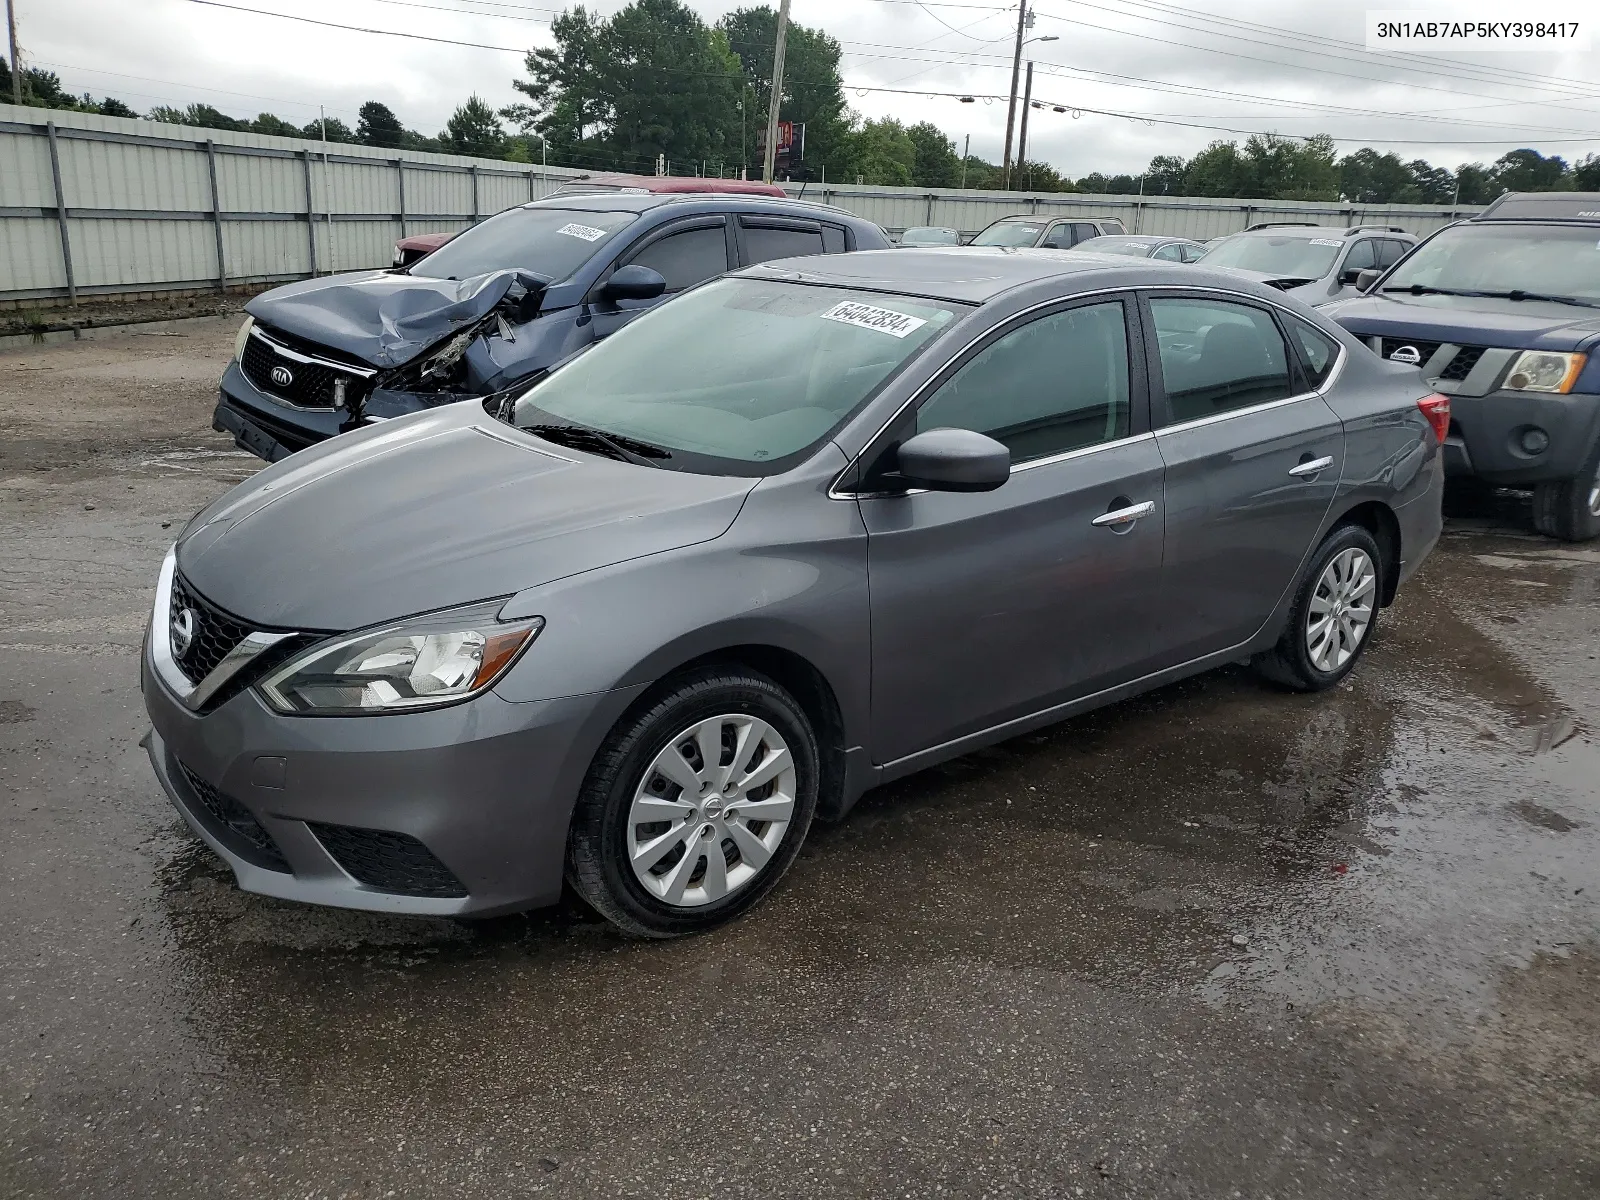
[
  {"left": 258, "top": 602, "right": 543, "bottom": 715},
  {"left": 233, "top": 315, "right": 255, "bottom": 362},
  {"left": 1503, "top": 350, "right": 1586, "bottom": 394}
]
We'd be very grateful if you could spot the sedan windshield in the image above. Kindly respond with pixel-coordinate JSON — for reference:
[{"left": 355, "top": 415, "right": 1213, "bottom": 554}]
[
  {"left": 1199, "top": 234, "right": 1342, "bottom": 278},
  {"left": 1076, "top": 237, "right": 1154, "bottom": 257},
  {"left": 972, "top": 219, "right": 1047, "bottom": 247},
  {"left": 510, "top": 278, "right": 960, "bottom": 473},
  {"left": 900, "top": 227, "right": 960, "bottom": 246},
  {"left": 409, "top": 207, "right": 638, "bottom": 282},
  {"left": 1380, "top": 223, "right": 1600, "bottom": 301}
]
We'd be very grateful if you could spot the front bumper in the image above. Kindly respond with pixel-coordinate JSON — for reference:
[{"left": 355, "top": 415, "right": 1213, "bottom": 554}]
[
  {"left": 142, "top": 634, "right": 644, "bottom": 916},
  {"left": 216, "top": 359, "right": 345, "bottom": 462},
  {"left": 1445, "top": 388, "right": 1600, "bottom": 485}
]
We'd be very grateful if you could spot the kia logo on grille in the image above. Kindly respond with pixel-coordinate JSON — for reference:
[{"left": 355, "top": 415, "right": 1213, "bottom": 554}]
[
  {"left": 1388, "top": 345, "right": 1423, "bottom": 366},
  {"left": 269, "top": 365, "right": 295, "bottom": 388},
  {"left": 171, "top": 608, "right": 197, "bottom": 657}
]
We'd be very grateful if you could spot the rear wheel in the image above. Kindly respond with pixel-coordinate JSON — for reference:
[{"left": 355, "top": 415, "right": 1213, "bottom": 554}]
[
  {"left": 1531, "top": 439, "right": 1600, "bottom": 542},
  {"left": 566, "top": 668, "right": 819, "bottom": 938},
  {"left": 1254, "top": 524, "right": 1383, "bottom": 693}
]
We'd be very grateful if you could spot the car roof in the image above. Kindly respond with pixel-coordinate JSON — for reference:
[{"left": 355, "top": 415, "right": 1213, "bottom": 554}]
[
  {"left": 1474, "top": 191, "right": 1600, "bottom": 222},
  {"left": 1227, "top": 224, "right": 1414, "bottom": 238},
  {"left": 520, "top": 192, "right": 871, "bottom": 224},
  {"left": 736, "top": 246, "right": 1274, "bottom": 304},
  {"left": 1079, "top": 234, "right": 1189, "bottom": 244}
]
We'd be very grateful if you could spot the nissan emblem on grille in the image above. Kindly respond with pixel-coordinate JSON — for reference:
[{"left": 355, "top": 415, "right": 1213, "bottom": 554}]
[
  {"left": 1388, "top": 345, "right": 1422, "bottom": 365},
  {"left": 270, "top": 364, "right": 295, "bottom": 388},
  {"left": 171, "top": 607, "right": 196, "bottom": 657}
]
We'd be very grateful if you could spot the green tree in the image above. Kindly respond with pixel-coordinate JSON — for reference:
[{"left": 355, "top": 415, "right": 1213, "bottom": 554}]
[
  {"left": 302, "top": 115, "right": 354, "bottom": 143},
  {"left": 1454, "top": 163, "right": 1500, "bottom": 204},
  {"left": 94, "top": 97, "right": 138, "bottom": 118},
  {"left": 1575, "top": 154, "right": 1600, "bottom": 190},
  {"left": 1407, "top": 159, "right": 1456, "bottom": 204},
  {"left": 357, "top": 101, "right": 405, "bottom": 148},
  {"left": 1339, "top": 148, "right": 1417, "bottom": 203},
  {"left": 905, "top": 121, "right": 960, "bottom": 188},
  {"left": 844, "top": 117, "right": 916, "bottom": 185},
  {"left": 1491, "top": 148, "right": 1567, "bottom": 192},
  {"left": 1246, "top": 133, "right": 1338, "bottom": 200},
  {"left": 1144, "top": 155, "right": 1187, "bottom": 196},
  {"left": 1183, "top": 140, "right": 1251, "bottom": 196},
  {"left": 441, "top": 95, "right": 507, "bottom": 158},
  {"left": 720, "top": 7, "right": 850, "bottom": 180},
  {"left": 503, "top": 4, "right": 610, "bottom": 158},
  {"left": 251, "top": 113, "right": 301, "bottom": 137},
  {"left": 1017, "top": 160, "right": 1074, "bottom": 192}
]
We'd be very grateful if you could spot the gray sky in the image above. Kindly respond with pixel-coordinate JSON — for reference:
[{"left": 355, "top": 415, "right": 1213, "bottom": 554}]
[{"left": 15, "top": 0, "right": 1600, "bottom": 175}]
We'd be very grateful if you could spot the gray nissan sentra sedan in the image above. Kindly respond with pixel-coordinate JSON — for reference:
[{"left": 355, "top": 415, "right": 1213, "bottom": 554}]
[{"left": 142, "top": 248, "right": 1445, "bottom": 937}]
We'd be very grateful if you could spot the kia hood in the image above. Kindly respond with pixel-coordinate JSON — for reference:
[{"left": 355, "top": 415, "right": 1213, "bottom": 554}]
[
  {"left": 175, "top": 406, "right": 755, "bottom": 631},
  {"left": 1324, "top": 291, "right": 1600, "bottom": 352},
  {"left": 245, "top": 268, "right": 551, "bottom": 369}
]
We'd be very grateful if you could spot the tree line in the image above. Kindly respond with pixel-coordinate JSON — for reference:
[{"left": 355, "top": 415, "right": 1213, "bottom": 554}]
[{"left": 6, "top": 2, "right": 1599, "bottom": 203}]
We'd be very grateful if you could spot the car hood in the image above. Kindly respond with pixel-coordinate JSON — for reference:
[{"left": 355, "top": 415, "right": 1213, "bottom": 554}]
[
  {"left": 1322, "top": 292, "right": 1600, "bottom": 351},
  {"left": 245, "top": 268, "right": 553, "bottom": 369},
  {"left": 175, "top": 406, "right": 756, "bottom": 631}
]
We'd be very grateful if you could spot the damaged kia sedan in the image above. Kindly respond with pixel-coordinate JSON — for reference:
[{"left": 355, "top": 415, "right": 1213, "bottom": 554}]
[
  {"left": 148, "top": 249, "right": 1443, "bottom": 937},
  {"left": 215, "top": 192, "right": 888, "bottom": 461}
]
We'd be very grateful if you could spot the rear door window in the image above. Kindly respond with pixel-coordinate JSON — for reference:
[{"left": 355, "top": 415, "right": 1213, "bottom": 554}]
[
  {"left": 626, "top": 222, "right": 730, "bottom": 293},
  {"left": 1376, "top": 238, "right": 1409, "bottom": 268},
  {"left": 1070, "top": 222, "right": 1101, "bottom": 245},
  {"left": 1152, "top": 243, "right": 1183, "bottom": 262},
  {"left": 821, "top": 224, "right": 847, "bottom": 254},
  {"left": 741, "top": 219, "right": 826, "bottom": 265},
  {"left": 1148, "top": 297, "right": 1294, "bottom": 424}
]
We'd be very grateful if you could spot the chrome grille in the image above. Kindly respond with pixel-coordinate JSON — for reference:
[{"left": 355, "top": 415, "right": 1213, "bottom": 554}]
[
  {"left": 240, "top": 330, "right": 367, "bottom": 410},
  {"left": 169, "top": 573, "right": 249, "bottom": 683}
]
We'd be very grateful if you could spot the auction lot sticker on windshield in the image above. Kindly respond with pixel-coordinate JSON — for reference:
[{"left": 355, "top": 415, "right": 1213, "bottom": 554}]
[
  {"left": 820, "top": 301, "right": 927, "bottom": 338},
  {"left": 1309, "top": 238, "right": 1344, "bottom": 246},
  {"left": 556, "top": 222, "right": 610, "bottom": 241}
]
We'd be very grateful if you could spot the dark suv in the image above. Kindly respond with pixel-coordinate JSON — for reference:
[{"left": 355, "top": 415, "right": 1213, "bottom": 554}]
[
  {"left": 969, "top": 214, "right": 1127, "bottom": 249},
  {"left": 1323, "top": 193, "right": 1600, "bottom": 540},
  {"left": 217, "top": 193, "right": 888, "bottom": 461}
]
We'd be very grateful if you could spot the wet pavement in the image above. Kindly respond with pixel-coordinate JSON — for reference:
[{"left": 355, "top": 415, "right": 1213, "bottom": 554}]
[{"left": 2, "top": 322, "right": 1597, "bottom": 1198}]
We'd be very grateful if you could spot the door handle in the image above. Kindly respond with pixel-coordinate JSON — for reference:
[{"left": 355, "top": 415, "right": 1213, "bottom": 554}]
[
  {"left": 1288, "top": 455, "right": 1334, "bottom": 477},
  {"left": 1091, "top": 500, "right": 1156, "bottom": 528}
]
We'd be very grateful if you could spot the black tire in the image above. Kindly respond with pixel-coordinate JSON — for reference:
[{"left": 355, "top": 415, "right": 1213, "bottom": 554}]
[
  {"left": 1253, "top": 523, "right": 1385, "bottom": 693},
  {"left": 566, "top": 667, "right": 820, "bottom": 938},
  {"left": 1531, "top": 439, "right": 1600, "bottom": 542}
]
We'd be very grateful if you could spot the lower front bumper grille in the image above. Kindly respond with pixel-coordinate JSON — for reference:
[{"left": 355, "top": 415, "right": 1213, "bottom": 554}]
[
  {"left": 172, "top": 756, "right": 290, "bottom": 873},
  {"left": 308, "top": 823, "right": 468, "bottom": 898}
]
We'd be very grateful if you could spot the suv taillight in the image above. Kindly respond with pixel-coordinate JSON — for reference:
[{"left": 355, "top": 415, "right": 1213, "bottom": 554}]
[{"left": 1417, "top": 393, "right": 1450, "bottom": 444}]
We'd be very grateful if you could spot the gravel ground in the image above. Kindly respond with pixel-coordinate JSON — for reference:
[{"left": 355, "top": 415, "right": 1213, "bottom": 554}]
[{"left": 1, "top": 318, "right": 1597, "bottom": 1199}]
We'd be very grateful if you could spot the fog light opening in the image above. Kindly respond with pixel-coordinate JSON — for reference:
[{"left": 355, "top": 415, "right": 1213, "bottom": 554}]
[{"left": 1519, "top": 427, "right": 1550, "bottom": 455}]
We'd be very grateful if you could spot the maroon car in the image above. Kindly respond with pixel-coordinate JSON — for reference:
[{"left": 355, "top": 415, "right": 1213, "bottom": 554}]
[{"left": 392, "top": 174, "right": 790, "bottom": 267}]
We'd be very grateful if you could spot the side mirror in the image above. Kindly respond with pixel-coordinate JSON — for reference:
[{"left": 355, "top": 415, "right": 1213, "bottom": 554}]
[
  {"left": 1355, "top": 268, "right": 1383, "bottom": 293},
  {"left": 1337, "top": 267, "right": 1363, "bottom": 286},
  {"left": 602, "top": 264, "right": 667, "bottom": 303},
  {"left": 895, "top": 428, "right": 1010, "bottom": 493}
]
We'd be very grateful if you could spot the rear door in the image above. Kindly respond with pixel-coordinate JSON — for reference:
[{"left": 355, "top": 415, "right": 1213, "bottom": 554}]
[
  {"left": 1140, "top": 291, "right": 1344, "bottom": 664},
  {"left": 590, "top": 216, "right": 733, "bottom": 338},
  {"left": 860, "top": 294, "right": 1168, "bottom": 763}
]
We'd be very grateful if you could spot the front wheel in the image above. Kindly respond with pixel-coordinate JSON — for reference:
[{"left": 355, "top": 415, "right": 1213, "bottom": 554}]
[
  {"left": 1253, "top": 524, "right": 1384, "bottom": 693},
  {"left": 1531, "top": 440, "right": 1600, "bottom": 542},
  {"left": 566, "top": 668, "right": 819, "bottom": 938}
]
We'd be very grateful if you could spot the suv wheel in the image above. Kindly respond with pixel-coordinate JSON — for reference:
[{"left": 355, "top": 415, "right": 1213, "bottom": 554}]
[
  {"left": 1532, "top": 439, "right": 1600, "bottom": 542},
  {"left": 567, "top": 667, "right": 819, "bottom": 938},
  {"left": 1254, "top": 524, "right": 1384, "bottom": 692}
]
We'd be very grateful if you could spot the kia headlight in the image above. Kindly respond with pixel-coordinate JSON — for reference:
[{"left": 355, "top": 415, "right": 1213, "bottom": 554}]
[
  {"left": 233, "top": 315, "right": 255, "bottom": 362},
  {"left": 258, "top": 603, "right": 543, "bottom": 715},
  {"left": 1503, "top": 350, "right": 1586, "bottom": 394}
]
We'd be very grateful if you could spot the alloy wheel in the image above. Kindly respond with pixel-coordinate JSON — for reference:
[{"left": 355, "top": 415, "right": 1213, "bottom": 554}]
[
  {"left": 625, "top": 714, "right": 797, "bottom": 908},
  {"left": 1305, "top": 546, "right": 1376, "bottom": 673}
]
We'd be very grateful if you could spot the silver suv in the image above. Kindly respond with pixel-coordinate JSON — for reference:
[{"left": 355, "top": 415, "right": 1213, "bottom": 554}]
[
  {"left": 970, "top": 214, "right": 1128, "bottom": 249},
  {"left": 1199, "top": 223, "right": 1417, "bottom": 307}
]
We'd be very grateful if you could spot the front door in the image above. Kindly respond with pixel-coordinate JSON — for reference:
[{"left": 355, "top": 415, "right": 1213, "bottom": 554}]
[
  {"left": 589, "top": 217, "right": 733, "bottom": 339},
  {"left": 1141, "top": 292, "right": 1345, "bottom": 663},
  {"left": 860, "top": 295, "right": 1169, "bottom": 765}
]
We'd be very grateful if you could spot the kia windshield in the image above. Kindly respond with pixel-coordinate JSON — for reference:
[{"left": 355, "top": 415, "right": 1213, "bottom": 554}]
[
  {"left": 408, "top": 207, "right": 637, "bottom": 281},
  {"left": 1199, "top": 234, "right": 1343, "bottom": 278},
  {"left": 508, "top": 278, "right": 961, "bottom": 474},
  {"left": 1380, "top": 223, "right": 1600, "bottom": 302},
  {"left": 972, "top": 219, "right": 1047, "bottom": 247}
]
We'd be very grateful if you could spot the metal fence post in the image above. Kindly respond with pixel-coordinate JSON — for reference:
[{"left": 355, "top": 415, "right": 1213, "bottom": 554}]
[
  {"left": 205, "top": 140, "right": 227, "bottom": 293},
  {"left": 396, "top": 158, "right": 407, "bottom": 240},
  {"left": 302, "top": 149, "right": 318, "bottom": 276},
  {"left": 470, "top": 164, "right": 479, "bottom": 223},
  {"left": 45, "top": 122, "right": 77, "bottom": 304}
]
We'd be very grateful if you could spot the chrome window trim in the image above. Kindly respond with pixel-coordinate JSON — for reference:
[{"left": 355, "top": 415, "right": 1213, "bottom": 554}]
[
  {"left": 250, "top": 327, "right": 378, "bottom": 379},
  {"left": 1010, "top": 429, "right": 1155, "bottom": 474},
  {"left": 149, "top": 546, "right": 296, "bottom": 712}
]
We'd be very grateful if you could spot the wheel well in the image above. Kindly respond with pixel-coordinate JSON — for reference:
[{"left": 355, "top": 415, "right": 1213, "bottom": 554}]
[
  {"left": 648, "top": 645, "right": 850, "bottom": 820},
  {"left": 1334, "top": 501, "right": 1402, "bottom": 605}
]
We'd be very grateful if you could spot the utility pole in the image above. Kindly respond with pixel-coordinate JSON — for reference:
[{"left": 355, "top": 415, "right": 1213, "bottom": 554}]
[
  {"left": 1001, "top": 4, "right": 1030, "bottom": 190},
  {"left": 1015, "top": 61, "right": 1034, "bottom": 191},
  {"left": 763, "top": 0, "right": 791, "bottom": 184},
  {"left": 960, "top": 133, "right": 970, "bottom": 189},
  {"left": 7, "top": 0, "right": 23, "bottom": 106}
]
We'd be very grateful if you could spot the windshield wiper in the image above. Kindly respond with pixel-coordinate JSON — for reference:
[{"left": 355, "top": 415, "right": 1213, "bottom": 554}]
[
  {"left": 1381, "top": 283, "right": 1600, "bottom": 309},
  {"left": 522, "top": 423, "right": 672, "bottom": 465}
]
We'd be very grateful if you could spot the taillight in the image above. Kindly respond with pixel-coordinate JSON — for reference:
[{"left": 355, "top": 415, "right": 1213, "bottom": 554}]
[{"left": 1417, "top": 393, "right": 1450, "bottom": 444}]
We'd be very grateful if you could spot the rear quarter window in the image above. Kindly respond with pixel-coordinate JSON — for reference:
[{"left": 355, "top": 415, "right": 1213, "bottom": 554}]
[{"left": 822, "top": 225, "right": 847, "bottom": 254}]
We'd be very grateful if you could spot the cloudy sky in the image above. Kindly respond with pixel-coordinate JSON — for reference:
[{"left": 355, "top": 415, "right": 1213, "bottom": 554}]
[{"left": 13, "top": 0, "right": 1600, "bottom": 175}]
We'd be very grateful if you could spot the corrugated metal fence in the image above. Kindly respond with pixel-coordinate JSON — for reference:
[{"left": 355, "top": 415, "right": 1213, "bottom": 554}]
[{"left": 1, "top": 103, "right": 1484, "bottom": 305}]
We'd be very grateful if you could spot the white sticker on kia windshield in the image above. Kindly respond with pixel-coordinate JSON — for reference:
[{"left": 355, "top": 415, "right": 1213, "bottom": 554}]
[
  {"left": 1309, "top": 238, "right": 1344, "bottom": 246},
  {"left": 819, "top": 301, "right": 928, "bottom": 338},
  {"left": 556, "top": 222, "right": 609, "bottom": 241}
]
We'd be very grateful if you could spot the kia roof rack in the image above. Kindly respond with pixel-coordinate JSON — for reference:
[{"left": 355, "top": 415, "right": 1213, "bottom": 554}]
[
  {"left": 1242, "top": 221, "right": 1322, "bottom": 231},
  {"left": 1343, "top": 225, "right": 1407, "bottom": 235}
]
